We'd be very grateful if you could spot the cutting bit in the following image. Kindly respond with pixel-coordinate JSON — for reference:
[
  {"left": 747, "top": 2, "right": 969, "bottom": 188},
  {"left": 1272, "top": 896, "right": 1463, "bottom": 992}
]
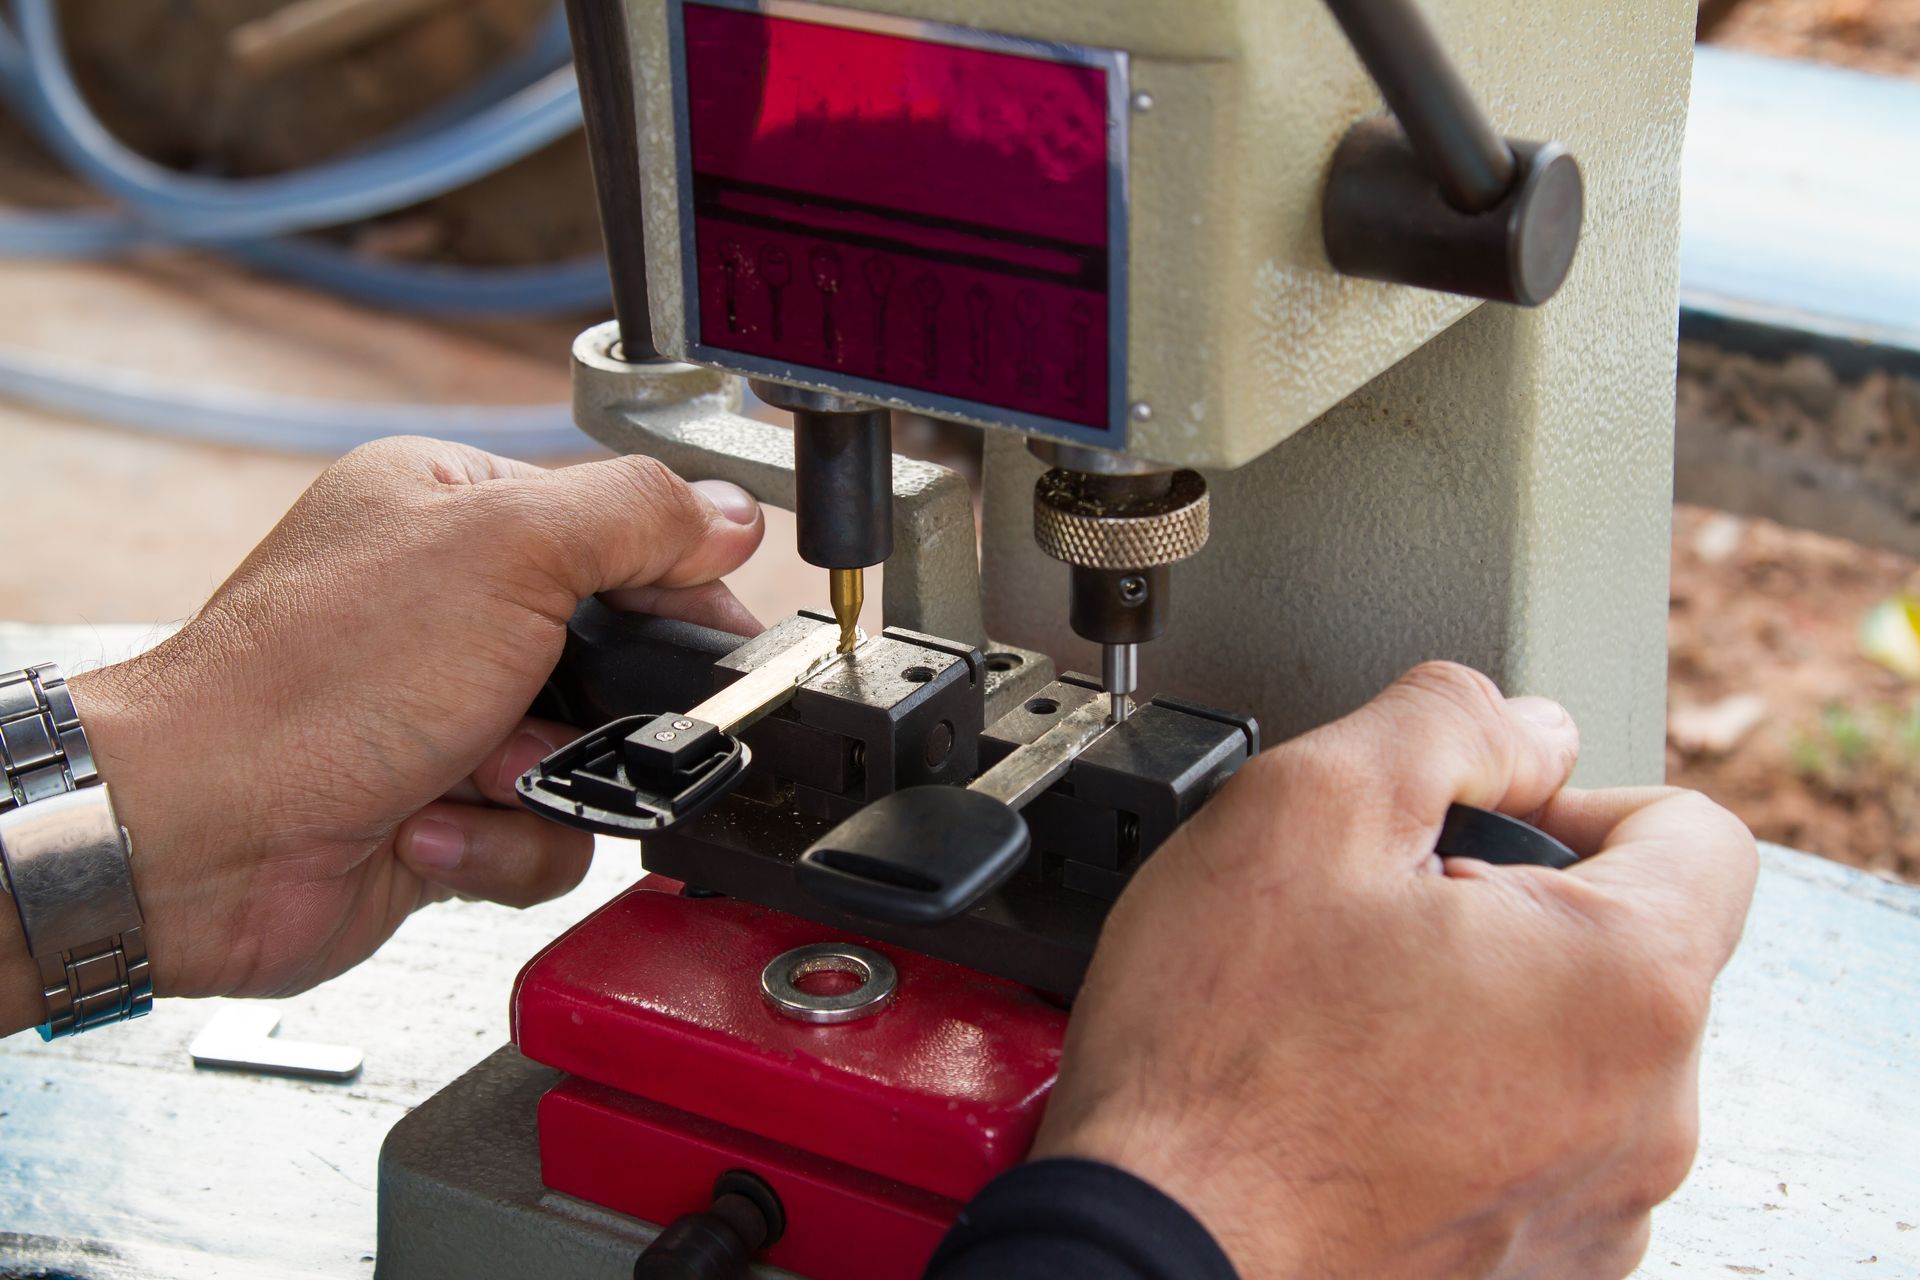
[
  {"left": 1102, "top": 641, "right": 1138, "bottom": 724},
  {"left": 829, "top": 567, "right": 863, "bottom": 654}
]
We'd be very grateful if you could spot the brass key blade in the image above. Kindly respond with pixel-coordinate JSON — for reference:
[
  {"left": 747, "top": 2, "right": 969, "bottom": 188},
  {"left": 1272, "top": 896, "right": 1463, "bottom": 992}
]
[{"left": 688, "top": 621, "right": 850, "bottom": 736}]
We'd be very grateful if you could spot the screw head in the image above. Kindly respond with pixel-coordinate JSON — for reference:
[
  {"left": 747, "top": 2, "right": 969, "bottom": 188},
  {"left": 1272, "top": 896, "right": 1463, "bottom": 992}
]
[
  {"left": 1130, "top": 401, "right": 1153, "bottom": 422},
  {"left": 1119, "top": 575, "right": 1149, "bottom": 605},
  {"left": 654, "top": 730, "right": 677, "bottom": 742},
  {"left": 1131, "top": 90, "right": 1154, "bottom": 113},
  {"left": 671, "top": 719, "right": 694, "bottom": 731}
]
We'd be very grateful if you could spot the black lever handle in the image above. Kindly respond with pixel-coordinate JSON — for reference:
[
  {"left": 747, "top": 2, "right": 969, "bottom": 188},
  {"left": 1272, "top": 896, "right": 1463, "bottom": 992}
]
[
  {"left": 1319, "top": 0, "right": 1583, "bottom": 306},
  {"left": 1321, "top": 0, "right": 1515, "bottom": 213},
  {"left": 1437, "top": 803, "right": 1578, "bottom": 869}
]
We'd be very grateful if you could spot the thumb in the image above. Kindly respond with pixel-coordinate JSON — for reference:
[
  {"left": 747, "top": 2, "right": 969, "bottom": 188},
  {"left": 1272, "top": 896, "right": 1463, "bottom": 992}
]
[
  {"left": 521, "top": 455, "right": 765, "bottom": 598},
  {"left": 1248, "top": 662, "right": 1581, "bottom": 878}
]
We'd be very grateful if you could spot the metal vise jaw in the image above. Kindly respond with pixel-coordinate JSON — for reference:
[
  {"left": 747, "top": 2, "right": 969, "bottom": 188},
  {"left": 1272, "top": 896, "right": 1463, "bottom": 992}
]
[{"left": 529, "top": 603, "right": 1258, "bottom": 995}]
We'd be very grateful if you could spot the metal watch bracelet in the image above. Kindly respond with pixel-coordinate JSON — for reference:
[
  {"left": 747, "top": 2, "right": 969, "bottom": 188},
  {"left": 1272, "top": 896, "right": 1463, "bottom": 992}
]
[{"left": 0, "top": 663, "right": 151, "bottom": 1038}]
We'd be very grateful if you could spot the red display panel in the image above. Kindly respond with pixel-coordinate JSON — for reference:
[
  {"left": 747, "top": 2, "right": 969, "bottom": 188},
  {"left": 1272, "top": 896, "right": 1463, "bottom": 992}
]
[{"left": 678, "top": 2, "right": 1117, "bottom": 432}]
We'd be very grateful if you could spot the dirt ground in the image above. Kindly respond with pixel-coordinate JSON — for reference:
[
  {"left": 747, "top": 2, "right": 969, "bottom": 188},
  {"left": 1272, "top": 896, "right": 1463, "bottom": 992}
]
[
  {"left": 1667, "top": 506, "right": 1920, "bottom": 879},
  {"left": 1668, "top": 2, "right": 1920, "bottom": 880},
  {"left": 1705, "top": 0, "right": 1920, "bottom": 80}
]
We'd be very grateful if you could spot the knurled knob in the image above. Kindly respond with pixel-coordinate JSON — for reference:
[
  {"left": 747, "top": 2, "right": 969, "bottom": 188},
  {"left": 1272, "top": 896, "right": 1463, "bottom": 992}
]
[{"left": 1032, "top": 469, "right": 1210, "bottom": 571}]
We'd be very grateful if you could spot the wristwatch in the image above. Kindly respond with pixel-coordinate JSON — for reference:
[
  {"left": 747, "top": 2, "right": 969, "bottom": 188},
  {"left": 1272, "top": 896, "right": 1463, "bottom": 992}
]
[{"left": 0, "top": 663, "right": 151, "bottom": 1038}]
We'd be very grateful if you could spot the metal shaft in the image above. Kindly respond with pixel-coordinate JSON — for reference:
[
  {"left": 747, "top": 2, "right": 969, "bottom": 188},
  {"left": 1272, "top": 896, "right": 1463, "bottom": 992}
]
[
  {"left": 790, "top": 408, "right": 890, "bottom": 656},
  {"left": 792, "top": 410, "right": 893, "bottom": 569},
  {"left": 1320, "top": 0, "right": 1517, "bottom": 212},
  {"left": 563, "top": 0, "right": 656, "bottom": 355},
  {"left": 1102, "top": 642, "right": 1137, "bottom": 724}
]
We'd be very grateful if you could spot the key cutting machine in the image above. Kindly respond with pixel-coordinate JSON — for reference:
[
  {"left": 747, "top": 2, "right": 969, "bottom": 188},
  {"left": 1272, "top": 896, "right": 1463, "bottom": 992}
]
[{"left": 377, "top": 0, "right": 1689, "bottom": 1275}]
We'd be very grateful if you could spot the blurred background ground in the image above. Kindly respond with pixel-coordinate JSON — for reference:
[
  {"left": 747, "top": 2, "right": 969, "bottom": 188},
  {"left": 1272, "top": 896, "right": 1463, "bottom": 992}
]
[
  {"left": 2, "top": 0, "right": 1918, "bottom": 879},
  {"left": 1701, "top": 0, "right": 1920, "bottom": 77},
  {"left": 1667, "top": 507, "right": 1920, "bottom": 881},
  {"left": 0, "top": 252, "right": 828, "bottom": 630},
  {"left": 1663, "top": 0, "right": 1920, "bottom": 880}
]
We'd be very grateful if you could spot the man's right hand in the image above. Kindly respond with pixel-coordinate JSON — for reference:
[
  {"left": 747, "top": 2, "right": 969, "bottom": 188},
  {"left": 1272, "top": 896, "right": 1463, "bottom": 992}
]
[{"left": 1034, "top": 662, "right": 1757, "bottom": 1279}]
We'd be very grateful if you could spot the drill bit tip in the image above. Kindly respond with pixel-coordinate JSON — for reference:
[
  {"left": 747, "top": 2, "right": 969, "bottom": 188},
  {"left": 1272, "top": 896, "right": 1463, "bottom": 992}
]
[
  {"left": 829, "top": 567, "right": 864, "bottom": 654},
  {"left": 1102, "top": 642, "right": 1139, "bottom": 724}
]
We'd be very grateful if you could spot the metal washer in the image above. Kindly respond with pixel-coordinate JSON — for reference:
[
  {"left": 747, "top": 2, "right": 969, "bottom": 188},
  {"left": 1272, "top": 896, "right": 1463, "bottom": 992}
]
[{"left": 760, "top": 942, "right": 898, "bottom": 1025}]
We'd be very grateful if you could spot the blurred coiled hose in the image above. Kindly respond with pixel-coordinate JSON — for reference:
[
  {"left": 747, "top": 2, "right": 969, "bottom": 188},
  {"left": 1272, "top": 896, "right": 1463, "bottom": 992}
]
[{"left": 0, "top": 3, "right": 613, "bottom": 453}]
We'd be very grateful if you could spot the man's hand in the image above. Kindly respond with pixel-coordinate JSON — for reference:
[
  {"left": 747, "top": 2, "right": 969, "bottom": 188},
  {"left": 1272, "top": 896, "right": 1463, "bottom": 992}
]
[
  {"left": 14, "top": 437, "right": 763, "bottom": 1019},
  {"left": 1034, "top": 662, "right": 1757, "bottom": 1279}
]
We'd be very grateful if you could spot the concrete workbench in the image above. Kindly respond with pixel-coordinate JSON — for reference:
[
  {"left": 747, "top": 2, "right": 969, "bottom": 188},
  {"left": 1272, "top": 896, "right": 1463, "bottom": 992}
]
[{"left": 2, "top": 627, "right": 1916, "bottom": 1280}]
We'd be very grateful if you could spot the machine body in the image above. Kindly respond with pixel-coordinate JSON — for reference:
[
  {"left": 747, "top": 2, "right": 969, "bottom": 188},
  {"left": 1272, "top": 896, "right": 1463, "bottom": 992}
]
[{"left": 376, "top": 0, "right": 1690, "bottom": 1275}]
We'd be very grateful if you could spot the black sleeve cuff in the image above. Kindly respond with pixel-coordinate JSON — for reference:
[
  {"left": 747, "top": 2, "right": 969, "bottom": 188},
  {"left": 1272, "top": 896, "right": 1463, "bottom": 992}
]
[{"left": 924, "top": 1157, "right": 1239, "bottom": 1280}]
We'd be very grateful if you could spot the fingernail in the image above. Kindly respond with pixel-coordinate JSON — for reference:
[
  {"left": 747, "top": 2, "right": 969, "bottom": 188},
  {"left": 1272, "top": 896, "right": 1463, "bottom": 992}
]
[
  {"left": 691, "top": 479, "right": 759, "bottom": 525},
  {"left": 410, "top": 819, "right": 466, "bottom": 871},
  {"left": 497, "top": 731, "right": 561, "bottom": 794},
  {"left": 1510, "top": 696, "right": 1571, "bottom": 729}
]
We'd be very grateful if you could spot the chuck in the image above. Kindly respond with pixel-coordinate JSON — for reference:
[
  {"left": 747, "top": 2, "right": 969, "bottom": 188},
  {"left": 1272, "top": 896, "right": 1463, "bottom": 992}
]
[{"left": 1031, "top": 455, "right": 1210, "bottom": 723}]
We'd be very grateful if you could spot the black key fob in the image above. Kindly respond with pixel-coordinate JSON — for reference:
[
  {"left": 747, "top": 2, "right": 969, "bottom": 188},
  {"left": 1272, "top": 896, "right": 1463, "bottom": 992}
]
[
  {"left": 517, "top": 713, "right": 748, "bottom": 837},
  {"left": 797, "top": 787, "right": 1032, "bottom": 924}
]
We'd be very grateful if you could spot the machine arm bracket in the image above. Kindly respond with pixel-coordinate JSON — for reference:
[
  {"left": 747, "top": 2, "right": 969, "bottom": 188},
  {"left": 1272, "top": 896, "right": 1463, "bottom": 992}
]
[{"left": 1320, "top": 0, "right": 1584, "bottom": 306}]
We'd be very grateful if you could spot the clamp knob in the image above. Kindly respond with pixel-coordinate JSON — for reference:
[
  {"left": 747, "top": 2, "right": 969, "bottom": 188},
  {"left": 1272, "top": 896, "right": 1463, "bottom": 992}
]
[
  {"left": 1032, "top": 468, "right": 1210, "bottom": 571},
  {"left": 633, "top": 1170, "right": 785, "bottom": 1280}
]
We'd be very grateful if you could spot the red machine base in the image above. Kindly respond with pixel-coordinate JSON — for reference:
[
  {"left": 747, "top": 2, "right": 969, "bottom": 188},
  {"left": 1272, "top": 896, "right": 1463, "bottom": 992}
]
[
  {"left": 540, "top": 1074, "right": 962, "bottom": 1280},
  {"left": 514, "top": 876, "right": 1070, "bottom": 1279}
]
